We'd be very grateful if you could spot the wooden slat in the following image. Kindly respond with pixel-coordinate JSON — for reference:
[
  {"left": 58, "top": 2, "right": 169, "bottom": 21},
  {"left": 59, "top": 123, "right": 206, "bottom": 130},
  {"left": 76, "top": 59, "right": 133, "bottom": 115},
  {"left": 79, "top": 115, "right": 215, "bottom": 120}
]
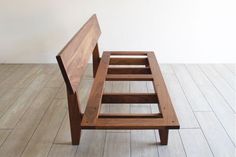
[
  {"left": 102, "top": 93, "right": 158, "bottom": 103},
  {"left": 82, "top": 118, "right": 179, "bottom": 129},
  {"left": 109, "top": 58, "right": 148, "bottom": 65},
  {"left": 99, "top": 113, "right": 162, "bottom": 118},
  {"left": 81, "top": 52, "right": 110, "bottom": 126},
  {"left": 108, "top": 67, "right": 151, "bottom": 74},
  {"left": 106, "top": 51, "right": 149, "bottom": 55},
  {"left": 147, "top": 52, "right": 179, "bottom": 127},
  {"left": 56, "top": 14, "right": 101, "bottom": 93},
  {"left": 106, "top": 74, "right": 153, "bottom": 81}
]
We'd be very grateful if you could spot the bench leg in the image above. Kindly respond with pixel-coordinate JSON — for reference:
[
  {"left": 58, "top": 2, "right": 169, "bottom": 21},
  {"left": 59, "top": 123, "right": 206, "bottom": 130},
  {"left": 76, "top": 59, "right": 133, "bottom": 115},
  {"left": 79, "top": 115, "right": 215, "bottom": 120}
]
[
  {"left": 159, "top": 128, "right": 169, "bottom": 145},
  {"left": 67, "top": 92, "right": 82, "bottom": 145},
  {"left": 93, "top": 43, "right": 100, "bottom": 78}
]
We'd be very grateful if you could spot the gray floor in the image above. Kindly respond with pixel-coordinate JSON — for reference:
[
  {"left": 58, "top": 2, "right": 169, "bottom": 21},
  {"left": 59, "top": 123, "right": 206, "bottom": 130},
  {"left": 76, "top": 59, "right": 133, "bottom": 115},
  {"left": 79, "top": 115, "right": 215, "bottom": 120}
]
[{"left": 0, "top": 64, "right": 235, "bottom": 157}]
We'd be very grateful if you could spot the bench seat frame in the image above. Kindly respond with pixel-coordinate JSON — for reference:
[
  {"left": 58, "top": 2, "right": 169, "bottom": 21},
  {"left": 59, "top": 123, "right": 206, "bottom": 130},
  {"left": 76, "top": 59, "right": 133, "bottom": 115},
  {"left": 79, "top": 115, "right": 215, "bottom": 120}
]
[{"left": 56, "top": 15, "right": 179, "bottom": 146}]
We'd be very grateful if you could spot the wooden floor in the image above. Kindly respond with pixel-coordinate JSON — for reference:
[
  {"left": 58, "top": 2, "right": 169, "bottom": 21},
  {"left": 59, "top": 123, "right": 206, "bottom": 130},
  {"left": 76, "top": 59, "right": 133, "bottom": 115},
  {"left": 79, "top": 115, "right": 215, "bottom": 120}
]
[{"left": 0, "top": 64, "right": 235, "bottom": 157}]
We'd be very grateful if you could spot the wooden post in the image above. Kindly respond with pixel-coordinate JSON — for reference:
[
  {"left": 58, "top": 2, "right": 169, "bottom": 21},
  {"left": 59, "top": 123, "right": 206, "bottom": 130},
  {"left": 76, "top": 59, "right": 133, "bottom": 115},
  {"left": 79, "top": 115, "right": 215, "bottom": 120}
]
[
  {"left": 67, "top": 91, "right": 82, "bottom": 145},
  {"left": 93, "top": 43, "right": 100, "bottom": 78},
  {"left": 159, "top": 128, "right": 169, "bottom": 145}
]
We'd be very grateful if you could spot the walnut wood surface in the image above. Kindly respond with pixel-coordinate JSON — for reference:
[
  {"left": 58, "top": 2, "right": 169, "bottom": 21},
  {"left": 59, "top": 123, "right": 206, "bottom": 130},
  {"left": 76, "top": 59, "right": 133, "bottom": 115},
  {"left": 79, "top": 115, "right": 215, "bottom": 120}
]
[{"left": 56, "top": 14, "right": 179, "bottom": 146}]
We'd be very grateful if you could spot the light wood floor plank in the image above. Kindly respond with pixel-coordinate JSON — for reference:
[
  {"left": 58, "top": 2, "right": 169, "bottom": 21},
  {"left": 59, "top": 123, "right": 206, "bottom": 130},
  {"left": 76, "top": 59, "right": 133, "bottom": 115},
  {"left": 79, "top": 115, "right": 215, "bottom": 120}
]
[
  {"left": 103, "top": 133, "right": 130, "bottom": 157},
  {"left": 0, "top": 88, "right": 24, "bottom": 118},
  {"left": 186, "top": 65, "right": 236, "bottom": 145},
  {"left": 0, "top": 64, "right": 234, "bottom": 157},
  {"left": 199, "top": 64, "right": 236, "bottom": 112},
  {"left": 0, "top": 64, "right": 41, "bottom": 90},
  {"left": 55, "top": 84, "right": 66, "bottom": 99},
  {"left": 53, "top": 113, "right": 71, "bottom": 144},
  {"left": 75, "top": 130, "right": 106, "bottom": 157},
  {"left": 157, "top": 130, "right": 186, "bottom": 157},
  {"left": 0, "top": 64, "right": 20, "bottom": 83},
  {"left": 0, "top": 65, "right": 39, "bottom": 99},
  {"left": 180, "top": 129, "right": 213, "bottom": 157},
  {"left": 21, "top": 99, "right": 67, "bottom": 157},
  {"left": 196, "top": 112, "right": 235, "bottom": 157},
  {"left": 160, "top": 64, "right": 175, "bottom": 74},
  {"left": 48, "top": 144, "right": 77, "bottom": 157},
  {"left": 171, "top": 64, "right": 212, "bottom": 111},
  {"left": 224, "top": 64, "right": 236, "bottom": 75},
  {"left": 213, "top": 64, "right": 236, "bottom": 91},
  {"left": 161, "top": 67, "right": 199, "bottom": 128},
  {"left": 0, "top": 87, "right": 58, "bottom": 157},
  {"left": 45, "top": 67, "right": 64, "bottom": 88},
  {"left": 0, "top": 65, "right": 56, "bottom": 129},
  {"left": 0, "top": 130, "right": 11, "bottom": 146}
]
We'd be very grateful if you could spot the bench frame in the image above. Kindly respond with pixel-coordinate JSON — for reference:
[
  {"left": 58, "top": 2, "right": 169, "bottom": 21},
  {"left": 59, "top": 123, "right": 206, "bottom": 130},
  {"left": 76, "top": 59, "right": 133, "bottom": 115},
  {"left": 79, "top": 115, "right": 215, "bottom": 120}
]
[{"left": 56, "top": 14, "right": 179, "bottom": 146}]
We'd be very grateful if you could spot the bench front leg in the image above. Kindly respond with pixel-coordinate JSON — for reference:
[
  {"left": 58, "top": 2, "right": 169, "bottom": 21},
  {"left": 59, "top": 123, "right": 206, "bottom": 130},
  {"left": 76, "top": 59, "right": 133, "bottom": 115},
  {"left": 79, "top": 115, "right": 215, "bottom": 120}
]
[{"left": 159, "top": 128, "right": 169, "bottom": 145}]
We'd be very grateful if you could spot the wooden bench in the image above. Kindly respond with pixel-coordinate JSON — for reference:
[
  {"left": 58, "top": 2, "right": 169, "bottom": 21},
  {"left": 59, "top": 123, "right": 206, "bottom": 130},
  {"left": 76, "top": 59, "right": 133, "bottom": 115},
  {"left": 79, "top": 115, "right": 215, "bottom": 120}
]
[{"left": 56, "top": 14, "right": 179, "bottom": 146}]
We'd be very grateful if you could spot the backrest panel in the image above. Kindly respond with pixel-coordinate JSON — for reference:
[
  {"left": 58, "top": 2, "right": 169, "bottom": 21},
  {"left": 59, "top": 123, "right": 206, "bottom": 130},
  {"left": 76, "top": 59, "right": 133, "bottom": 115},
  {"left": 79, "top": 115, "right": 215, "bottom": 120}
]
[{"left": 56, "top": 14, "right": 101, "bottom": 93}]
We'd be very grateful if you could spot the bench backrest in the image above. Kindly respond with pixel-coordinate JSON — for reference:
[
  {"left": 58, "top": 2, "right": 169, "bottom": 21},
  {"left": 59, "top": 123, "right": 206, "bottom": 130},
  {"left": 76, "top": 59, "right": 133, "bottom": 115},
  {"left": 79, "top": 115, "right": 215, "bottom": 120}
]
[{"left": 56, "top": 14, "right": 101, "bottom": 93}]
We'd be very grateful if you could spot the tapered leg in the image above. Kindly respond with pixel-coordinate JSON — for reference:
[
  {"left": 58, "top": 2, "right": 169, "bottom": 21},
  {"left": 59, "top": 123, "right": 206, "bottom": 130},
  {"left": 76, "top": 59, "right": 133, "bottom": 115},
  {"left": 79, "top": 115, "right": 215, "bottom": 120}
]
[
  {"left": 67, "top": 92, "right": 82, "bottom": 145},
  {"left": 159, "top": 129, "right": 169, "bottom": 145}
]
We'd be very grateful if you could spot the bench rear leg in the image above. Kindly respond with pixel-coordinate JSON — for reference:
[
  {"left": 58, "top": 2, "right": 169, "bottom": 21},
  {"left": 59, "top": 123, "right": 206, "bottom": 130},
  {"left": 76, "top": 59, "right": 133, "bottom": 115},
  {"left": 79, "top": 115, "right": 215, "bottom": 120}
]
[
  {"left": 159, "top": 128, "right": 169, "bottom": 145},
  {"left": 67, "top": 92, "right": 82, "bottom": 145},
  {"left": 93, "top": 43, "right": 100, "bottom": 78}
]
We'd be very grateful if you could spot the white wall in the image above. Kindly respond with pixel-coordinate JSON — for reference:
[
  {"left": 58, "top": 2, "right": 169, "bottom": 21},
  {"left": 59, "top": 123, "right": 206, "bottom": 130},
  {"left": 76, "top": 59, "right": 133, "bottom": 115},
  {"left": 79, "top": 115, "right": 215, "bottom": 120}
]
[{"left": 0, "top": 0, "right": 236, "bottom": 63}]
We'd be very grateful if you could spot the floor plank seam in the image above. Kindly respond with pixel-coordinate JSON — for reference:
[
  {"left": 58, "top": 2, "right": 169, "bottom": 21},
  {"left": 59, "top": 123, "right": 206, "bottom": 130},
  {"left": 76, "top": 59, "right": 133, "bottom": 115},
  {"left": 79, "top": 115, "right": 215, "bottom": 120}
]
[
  {"left": 223, "top": 64, "right": 236, "bottom": 75},
  {"left": 0, "top": 130, "right": 12, "bottom": 148},
  {"left": 177, "top": 130, "right": 188, "bottom": 157},
  {"left": 212, "top": 65, "right": 235, "bottom": 92},
  {"left": 171, "top": 65, "right": 201, "bottom": 127},
  {"left": 0, "top": 66, "right": 57, "bottom": 130},
  {"left": 174, "top": 64, "right": 220, "bottom": 156},
  {"left": 47, "top": 110, "right": 68, "bottom": 157},
  {"left": 171, "top": 64, "right": 210, "bottom": 156},
  {"left": 18, "top": 85, "right": 61, "bottom": 157},
  {"left": 185, "top": 64, "right": 236, "bottom": 148},
  {"left": 198, "top": 65, "right": 235, "bottom": 113}
]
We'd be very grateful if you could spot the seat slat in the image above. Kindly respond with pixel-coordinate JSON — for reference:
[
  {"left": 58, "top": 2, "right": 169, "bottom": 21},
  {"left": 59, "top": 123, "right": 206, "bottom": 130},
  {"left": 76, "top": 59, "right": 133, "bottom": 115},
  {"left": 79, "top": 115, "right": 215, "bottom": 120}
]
[
  {"left": 81, "top": 118, "right": 179, "bottom": 129},
  {"left": 106, "top": 74, "right": 153, "bottom": 81},
  {"left": 105, "top": 51, "right": 149, "bottom": 55},
  {"left": 102, "top": 93, "right": 158, "bottom": 103},
  {"left": 108, "top": 67, "right": 151, "bottom": 74},
  {"left": 99, "top": 113, "right": 162, "bottom": 118},
  {"left": 109, "top": 58, "right": 148, "bottom": 65}
]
